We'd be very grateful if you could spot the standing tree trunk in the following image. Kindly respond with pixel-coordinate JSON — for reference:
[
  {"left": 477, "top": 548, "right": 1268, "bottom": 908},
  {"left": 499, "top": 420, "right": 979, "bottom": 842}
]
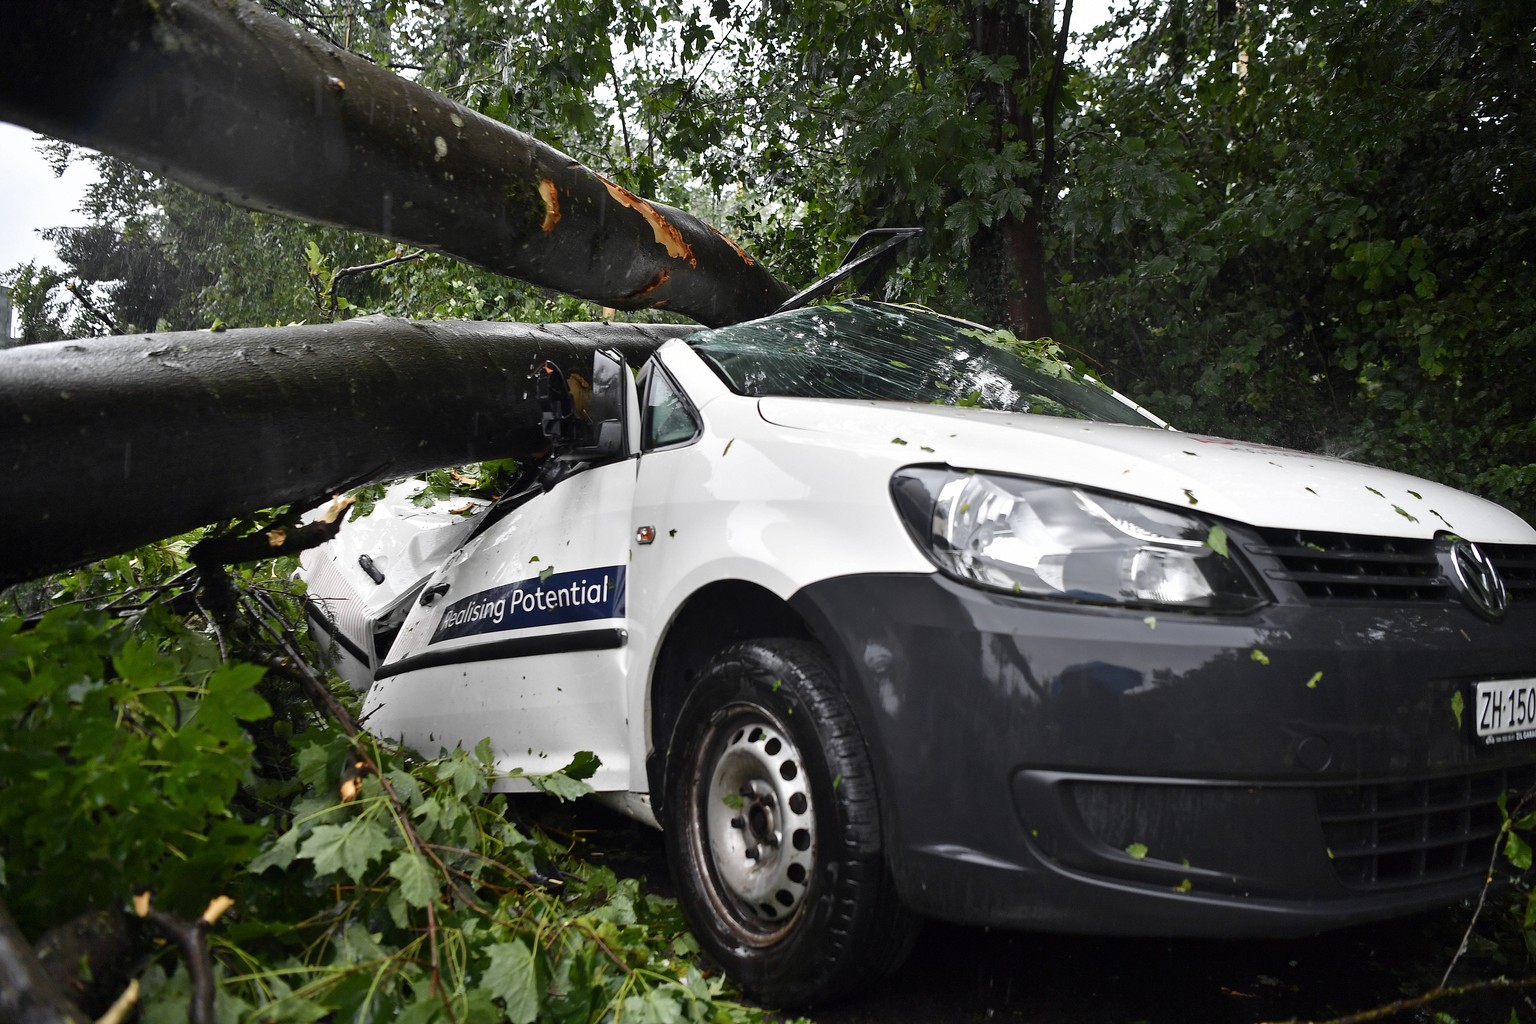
[
  {"left": 0, "top": 0, "right": 790, "bottom": 328},
  {"left": 967, "top": 0, "right": 1073, "bottom": 339}
]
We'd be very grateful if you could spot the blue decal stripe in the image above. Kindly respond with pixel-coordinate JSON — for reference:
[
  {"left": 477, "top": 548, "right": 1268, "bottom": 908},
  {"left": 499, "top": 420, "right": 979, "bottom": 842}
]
[{"left": 430, "top": 565, "right": 627, "bottom": 644}]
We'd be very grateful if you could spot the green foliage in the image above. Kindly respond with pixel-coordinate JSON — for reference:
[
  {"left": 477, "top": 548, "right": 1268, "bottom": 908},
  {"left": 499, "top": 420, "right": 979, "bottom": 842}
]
[
  {"left": 0, "top": 544, "right": 793, "bottom": 1023},
  {"left": 0, "top": 605, "right": 270, "bottom": 930},
  {"left": 1057, "top": 0, "right": 1536, "bottom": 518},
  {"left": 0, "top": 260, "right": 69, "bottom": 344}
]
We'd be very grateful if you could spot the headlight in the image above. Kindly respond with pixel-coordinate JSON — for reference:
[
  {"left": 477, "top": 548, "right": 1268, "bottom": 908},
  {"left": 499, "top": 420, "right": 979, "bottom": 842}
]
[{"left": 891, "top": 468, "right": 1264, "bottom": 611}]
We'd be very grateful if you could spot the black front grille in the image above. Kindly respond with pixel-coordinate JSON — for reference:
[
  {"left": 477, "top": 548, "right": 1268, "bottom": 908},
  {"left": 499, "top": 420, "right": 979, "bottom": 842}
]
[
  {"left": 1253, "top": 530, "right": 1447, "bottom": 601},
  {"left": 1251, "top": 529, "right": 1536, "bottom": 603},
  {"left": 1316, "top": 764, "right": 1536, "bottom": 890},
  {"left": 1486, "top": 543, "right": 1536, "bottom": 597}
]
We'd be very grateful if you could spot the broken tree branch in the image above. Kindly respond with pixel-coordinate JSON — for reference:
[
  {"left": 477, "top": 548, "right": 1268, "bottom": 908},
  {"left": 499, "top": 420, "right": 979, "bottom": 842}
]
[
  {"left": 0, "top": 317, "right": 693, "bottom": 587},
  {"left": 133, "top": 893, "right": 235, "bottom": 1024},
  {"left": 0, "top": 0, "right": 790, "bottom": 327}
]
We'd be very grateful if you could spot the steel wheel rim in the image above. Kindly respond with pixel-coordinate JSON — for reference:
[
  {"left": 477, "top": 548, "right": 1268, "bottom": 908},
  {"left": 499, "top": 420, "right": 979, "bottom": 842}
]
[{"left": 694, "top": 707, "right": 818, "bottom": 938}]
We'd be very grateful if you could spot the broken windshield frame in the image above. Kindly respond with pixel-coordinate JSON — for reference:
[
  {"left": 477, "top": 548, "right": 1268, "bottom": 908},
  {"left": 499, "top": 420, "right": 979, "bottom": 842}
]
[{"left": 685, "top": 301, "right": 1158, "bottom": 426}]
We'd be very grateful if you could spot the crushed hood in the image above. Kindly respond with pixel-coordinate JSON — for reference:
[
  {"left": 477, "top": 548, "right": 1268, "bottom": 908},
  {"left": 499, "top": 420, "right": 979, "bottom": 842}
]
[{"left": 756, "top": 398, "right": 1535, "bottom": 543}]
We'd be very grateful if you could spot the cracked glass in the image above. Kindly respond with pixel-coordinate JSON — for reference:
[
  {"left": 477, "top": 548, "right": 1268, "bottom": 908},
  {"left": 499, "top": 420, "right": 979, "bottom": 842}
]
[{"left": 686, "top": 301, "right": 1154, "bottom": 426}]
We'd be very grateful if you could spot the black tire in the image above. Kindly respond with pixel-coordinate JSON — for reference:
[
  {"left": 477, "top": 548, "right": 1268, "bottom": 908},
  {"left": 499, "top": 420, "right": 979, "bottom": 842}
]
[{"left": 662, "top": 638, "right": 919, "bottom": 1007}]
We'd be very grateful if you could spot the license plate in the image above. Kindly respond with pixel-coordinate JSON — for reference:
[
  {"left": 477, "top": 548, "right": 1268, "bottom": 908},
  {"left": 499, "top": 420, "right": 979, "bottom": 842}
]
[{"left": 1474, "top": 679, "right": 1536, "bottom": 745}]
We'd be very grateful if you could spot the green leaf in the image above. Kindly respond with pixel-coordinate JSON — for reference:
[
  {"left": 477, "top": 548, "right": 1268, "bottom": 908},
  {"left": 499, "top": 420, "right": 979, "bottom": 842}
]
[
  {"left": 529, "top": 769, "right": 592, "bottom": 802},
  {"left": 389, "top": 851, "right": 439, "bottom": 908},
  {"left": 442, "top": 752, "right": 486, "bottom": 799},
  {"left": 1250, "top": 649, "right": 1270, "bottom": 666},
  {"left": 248, "top": 825, "right": 301, "bottom": 874},
  {"left": 1451, "top": 691, "right": 1465, "bottom": 729},
  {"left": 1305, "top": 671, "right": 1322, "bottom": 690},
  {"left": 1126, "top": 842, "right": 1149, "bottom": 860},
  {"left": 561, "top": 750, "right": 601, "bottom": 780},
  {"left": 483, "top": 939, "right": 540, "bottom": 1024},
  {"left": 1205, "top": 524, "right": 1229, "bottom": 558},
  {"left": 298, "top": 817, "right": 393, "bottom": 882},
  {"left": 1505, "top": 830, "right": 1533, "bottom": 871}
]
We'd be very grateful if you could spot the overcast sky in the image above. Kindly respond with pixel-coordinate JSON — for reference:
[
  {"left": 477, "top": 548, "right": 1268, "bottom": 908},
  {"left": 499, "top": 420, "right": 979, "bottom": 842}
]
[{"left": 0, "top": 2, "right": 1117, "bottom": 281}]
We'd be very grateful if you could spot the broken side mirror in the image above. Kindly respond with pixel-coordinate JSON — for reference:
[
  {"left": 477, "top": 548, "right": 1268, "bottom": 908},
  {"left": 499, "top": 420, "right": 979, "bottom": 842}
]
[{"left": 537, "top": 348, "right": 633, "bottom": 462}]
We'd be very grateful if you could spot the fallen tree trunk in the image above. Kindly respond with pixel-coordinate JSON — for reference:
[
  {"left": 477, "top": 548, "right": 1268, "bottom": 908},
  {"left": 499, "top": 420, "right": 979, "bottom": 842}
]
[
  {"left": 0, "top": 0, "right": 790, "bottom": 327},
  {"left": 0, "top": 318, "right": 693, "bottom": 587}
]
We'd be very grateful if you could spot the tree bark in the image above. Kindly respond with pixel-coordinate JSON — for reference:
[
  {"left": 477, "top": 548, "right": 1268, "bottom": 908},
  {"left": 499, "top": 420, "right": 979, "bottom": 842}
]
[
  {"left": 965, "top": 0, "right": 1069, "bottom": 340},
  {"left": 0, "top": 899, "right": 91, "bottom": 1024},
  {"left": 0, "top": 318, "right": 693, "bottom": 587},
  {"left": 0, "top": 0, "right": 790, "bottom": 327}
]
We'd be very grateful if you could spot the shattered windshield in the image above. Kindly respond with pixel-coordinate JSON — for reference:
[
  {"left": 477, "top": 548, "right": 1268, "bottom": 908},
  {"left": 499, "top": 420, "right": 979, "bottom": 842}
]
[{"left": 686, "top": 302, "right": 1155, "bottom": 425}]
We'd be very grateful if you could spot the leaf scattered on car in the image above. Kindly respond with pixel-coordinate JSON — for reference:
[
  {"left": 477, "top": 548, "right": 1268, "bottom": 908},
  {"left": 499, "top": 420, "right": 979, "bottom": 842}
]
[
  {"left": 1251, "top": 649, "right": 1270, "bottom": 665},
  {"left": 1366, "top": 485, "right": 1385, "bottom": 498},
  {"left": 1143, "top": 616, "right": 1157, "bottom": 630},
  {"left": 723, "top": 438, "right": 734, "bottom": 456},
  {"left": 1183, "top": 489, "right": 1199, "bottom": 505},
  {"left": 1126, "top": 842, "right": 1149, "bottom": 860},
  {"left": 1306, "top": 671, "right": 1322, "bottom": 689},
  {"left": 1451, "top": 691, "right": 1465, "bottom": 729},
  {"left": 539, "top": 566, "right": 554, "bottom": 581},
  {"left": 1392, "top": 505, "right": 1419, "bottom": 522},
  {"left": 1205, "top": 524, "right": 1229, "bottom": 557},
  {"left": 891, "top": 437, "right": 908, "bottom": 445}
]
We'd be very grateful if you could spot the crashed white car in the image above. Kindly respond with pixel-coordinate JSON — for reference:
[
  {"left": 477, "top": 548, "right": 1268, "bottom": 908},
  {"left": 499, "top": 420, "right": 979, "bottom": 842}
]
[{"left": 302, "top": 300, "right": 1536, "bottom": 1006}]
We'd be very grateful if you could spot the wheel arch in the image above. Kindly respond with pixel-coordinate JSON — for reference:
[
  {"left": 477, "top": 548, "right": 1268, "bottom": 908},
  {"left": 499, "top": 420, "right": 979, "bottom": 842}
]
[{"left": 645, "top": 579, "right": 812, "bottom": 816}]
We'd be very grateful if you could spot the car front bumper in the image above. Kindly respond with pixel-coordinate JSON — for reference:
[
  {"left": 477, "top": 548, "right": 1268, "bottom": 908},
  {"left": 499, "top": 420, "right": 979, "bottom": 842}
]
[{"left": 790, "top": 572, "right": 1536, "bottom": 936}]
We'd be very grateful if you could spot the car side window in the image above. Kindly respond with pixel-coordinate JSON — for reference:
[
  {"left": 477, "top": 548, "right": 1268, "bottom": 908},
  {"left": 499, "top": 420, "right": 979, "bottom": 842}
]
[{"left": 643, "top": 365, "right": 700, "bottom": 450}]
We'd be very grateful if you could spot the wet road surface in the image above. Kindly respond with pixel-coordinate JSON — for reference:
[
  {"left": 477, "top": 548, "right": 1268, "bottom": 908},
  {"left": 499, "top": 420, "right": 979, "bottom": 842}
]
[{"left": 533, "top": 797, "right": 1532, "bottom": 1024}]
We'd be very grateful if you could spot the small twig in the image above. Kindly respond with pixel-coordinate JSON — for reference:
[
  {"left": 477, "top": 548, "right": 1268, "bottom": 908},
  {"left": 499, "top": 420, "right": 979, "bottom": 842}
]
[
  {"left": 325, "top": 249, "right": 427, "bottom": 316},
  {"left": 94, "top": 979, "right": 139, "bottom": 1024},
  {"left": 63, "top": 281, "right": 121, "bottom": 334},
  {"left": 249, "top": 643, "right": 358, "bottom": 739},
  {"left": 1443, "top": 787, "right": 1536, "bottom": 988},
  {"left": 1259, "top": 974, "right": 1536, "bottom": 1024},
  {"left": 1440, "top": 820, "right": 1508, "bottom": 988}
]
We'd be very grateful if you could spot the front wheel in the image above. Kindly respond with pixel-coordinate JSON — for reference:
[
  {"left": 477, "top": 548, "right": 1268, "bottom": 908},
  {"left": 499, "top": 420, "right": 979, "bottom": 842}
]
[{"left": 662, "top": 638, "right": 917, "bottom": 1007}]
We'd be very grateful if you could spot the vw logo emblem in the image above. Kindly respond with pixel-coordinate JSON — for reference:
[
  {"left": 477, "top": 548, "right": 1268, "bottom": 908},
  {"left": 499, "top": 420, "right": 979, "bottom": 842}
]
[{"left": 1436, "top": 534, "right": 1508, "bottom": 621}]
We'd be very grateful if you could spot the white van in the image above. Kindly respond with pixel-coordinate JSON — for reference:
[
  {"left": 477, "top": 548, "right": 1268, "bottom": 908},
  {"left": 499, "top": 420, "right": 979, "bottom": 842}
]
[{"left": 303, "top": 300, "right": 1536, "bottom": 1005}]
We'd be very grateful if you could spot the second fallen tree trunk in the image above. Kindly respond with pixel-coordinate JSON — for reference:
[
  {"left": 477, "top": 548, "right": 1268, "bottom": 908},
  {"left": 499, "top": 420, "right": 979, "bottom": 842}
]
[
  {"left": 0, "top": 318, "right": 693, "bottom": 588},
  {"left": 0, "top": 0, "right": 791, "bottom": 328}
]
